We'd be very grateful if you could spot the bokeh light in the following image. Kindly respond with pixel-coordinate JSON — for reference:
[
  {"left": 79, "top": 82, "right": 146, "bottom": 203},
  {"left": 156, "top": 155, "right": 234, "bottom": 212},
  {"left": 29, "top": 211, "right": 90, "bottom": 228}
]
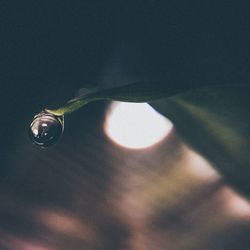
[{"left": 104, "top": 102, "right": 173, "bottom": 149}]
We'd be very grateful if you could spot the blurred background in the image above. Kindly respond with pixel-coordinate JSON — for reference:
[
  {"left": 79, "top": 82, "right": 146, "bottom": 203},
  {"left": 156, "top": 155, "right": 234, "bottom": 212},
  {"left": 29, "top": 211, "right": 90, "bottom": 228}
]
[{"left": 0, "top": 1, "right": 250, "bottom": 249}]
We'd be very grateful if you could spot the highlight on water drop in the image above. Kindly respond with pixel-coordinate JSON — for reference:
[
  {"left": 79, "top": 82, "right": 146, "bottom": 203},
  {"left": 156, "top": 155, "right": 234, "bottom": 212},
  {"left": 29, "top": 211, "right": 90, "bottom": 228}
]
[{"left": 29, "top": 110, "right": 64, "bottom": 148}]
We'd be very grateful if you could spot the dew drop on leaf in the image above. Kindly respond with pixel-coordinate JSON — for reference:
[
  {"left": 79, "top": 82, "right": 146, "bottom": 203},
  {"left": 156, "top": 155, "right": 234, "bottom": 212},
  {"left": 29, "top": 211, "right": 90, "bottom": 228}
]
[{"left": 29, "top": 111, "right": 64, "bottom": 148}]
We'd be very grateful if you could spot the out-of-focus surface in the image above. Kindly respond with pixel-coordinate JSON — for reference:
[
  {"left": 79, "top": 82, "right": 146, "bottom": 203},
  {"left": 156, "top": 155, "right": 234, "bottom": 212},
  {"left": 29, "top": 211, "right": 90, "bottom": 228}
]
[
  {"left": 1, "top": 1, "right": 250, "bottom": 249},
  {"left": 0, "top": 101, "right": 249, "bottom": 250}
]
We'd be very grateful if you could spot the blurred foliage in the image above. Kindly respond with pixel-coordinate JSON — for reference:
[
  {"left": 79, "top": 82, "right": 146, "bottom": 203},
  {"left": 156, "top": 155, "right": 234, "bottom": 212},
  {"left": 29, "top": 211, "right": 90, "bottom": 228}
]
[{"left": 150, "top": 85, "right": 250, "bottom": 197}]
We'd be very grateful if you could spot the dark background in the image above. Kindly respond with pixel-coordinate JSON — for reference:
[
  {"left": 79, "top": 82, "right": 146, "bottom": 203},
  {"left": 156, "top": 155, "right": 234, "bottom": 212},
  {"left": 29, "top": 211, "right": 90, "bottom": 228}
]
[
  {"left": 1, "top": 0, "right": 250, "bottom": 172},
  {"left": 0, "top": 1, "right": 250, "bottom": 249}
]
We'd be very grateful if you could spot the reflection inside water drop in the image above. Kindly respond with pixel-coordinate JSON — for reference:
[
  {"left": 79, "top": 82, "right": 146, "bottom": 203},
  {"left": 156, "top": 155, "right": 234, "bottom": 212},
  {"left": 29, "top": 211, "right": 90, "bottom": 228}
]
[{"left": 29, "top": 111, "right": 64, "bottom": 148}]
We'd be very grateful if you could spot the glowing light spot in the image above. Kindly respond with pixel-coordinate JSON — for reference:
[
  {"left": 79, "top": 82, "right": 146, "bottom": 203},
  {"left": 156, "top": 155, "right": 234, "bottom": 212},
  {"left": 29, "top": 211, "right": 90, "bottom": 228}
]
[
  {"left": 104, "top": 102, "right": 173, "bottom": 149},
  {"left": 41, "top": 123, "right": 48, "bottom": 127}
]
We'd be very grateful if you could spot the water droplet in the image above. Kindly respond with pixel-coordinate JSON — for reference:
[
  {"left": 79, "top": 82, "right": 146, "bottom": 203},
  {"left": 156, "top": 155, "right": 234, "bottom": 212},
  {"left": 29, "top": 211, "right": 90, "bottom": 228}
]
[{"left": 29, "top": 111, "right": 64, "bottom": 147}]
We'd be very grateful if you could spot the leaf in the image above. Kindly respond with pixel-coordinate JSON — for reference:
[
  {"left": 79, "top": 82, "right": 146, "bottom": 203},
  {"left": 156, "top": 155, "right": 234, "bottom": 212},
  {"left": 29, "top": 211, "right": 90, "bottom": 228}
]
[
  {"left": 47, "top": 81, "right": 250, "bottom": 197},
  {"left": 46, "top": 81, "right": 205, "bottom": 115}
]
